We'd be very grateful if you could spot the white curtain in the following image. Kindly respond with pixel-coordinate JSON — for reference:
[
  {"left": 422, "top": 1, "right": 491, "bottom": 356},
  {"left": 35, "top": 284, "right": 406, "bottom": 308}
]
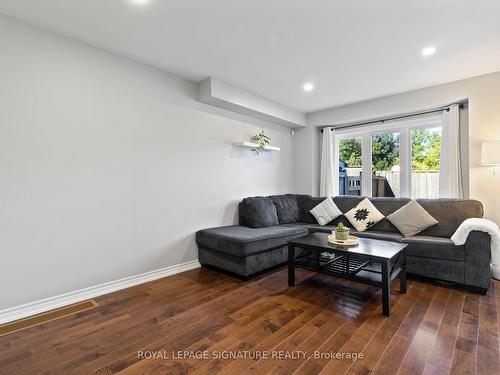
[
  {"left": 320, "top": 127, "right": 338, "bottom": 197},
  {"left": 439, "top": 104, "right": 464, "bottom": 198}
]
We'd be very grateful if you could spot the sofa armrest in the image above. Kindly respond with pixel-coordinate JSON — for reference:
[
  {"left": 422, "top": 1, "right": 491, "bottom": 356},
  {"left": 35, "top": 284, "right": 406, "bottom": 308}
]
[
  {"left": 465, "top": 231, "right": 491, "bottom": 265},
  {"left": 464, "top": 230, "right": 491, "bottom": 292}
]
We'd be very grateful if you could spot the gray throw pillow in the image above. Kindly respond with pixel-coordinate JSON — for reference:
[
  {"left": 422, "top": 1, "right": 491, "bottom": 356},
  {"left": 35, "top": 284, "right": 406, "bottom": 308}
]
[
  {"left": 387, "top": 200, "right": 438, "bottom": 237},
  {"left": 241, "top": 197, "right": 279, "bottom": 228}
]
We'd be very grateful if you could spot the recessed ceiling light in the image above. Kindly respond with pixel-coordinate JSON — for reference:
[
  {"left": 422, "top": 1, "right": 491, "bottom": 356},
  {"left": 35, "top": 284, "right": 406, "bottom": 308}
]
[
  {"left": 129, "top": 0, "right": 150, "bottom": 5},
  {"left": 303, "top": 82, "right": 314, "bottom": 92},
  {"left": 422, "top": 46, "right": 436, "bottom": 57}
]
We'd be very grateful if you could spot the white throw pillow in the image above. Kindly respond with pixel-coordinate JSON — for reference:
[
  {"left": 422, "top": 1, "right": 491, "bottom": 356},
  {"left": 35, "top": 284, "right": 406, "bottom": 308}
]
[
  {"left": 310, "top": 197, "right": 342, "bottom": 226},
  {"left": 345, "top": 198, "right": 385, "bottom": 232}
]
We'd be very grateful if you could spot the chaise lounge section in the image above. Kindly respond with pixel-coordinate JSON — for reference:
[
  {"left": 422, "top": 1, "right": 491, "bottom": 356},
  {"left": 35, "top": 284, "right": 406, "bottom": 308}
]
[{"left": 196, "top": 194, "right": 491, "bottom": 293}]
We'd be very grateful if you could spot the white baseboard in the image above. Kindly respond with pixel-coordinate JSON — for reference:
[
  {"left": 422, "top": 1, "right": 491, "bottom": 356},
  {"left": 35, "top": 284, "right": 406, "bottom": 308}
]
[{"left": 0, "top": 259, "right": 201, "bottom": 325}]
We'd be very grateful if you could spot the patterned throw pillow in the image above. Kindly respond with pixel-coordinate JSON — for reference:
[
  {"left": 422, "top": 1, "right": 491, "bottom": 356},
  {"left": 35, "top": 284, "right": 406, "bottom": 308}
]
[
  {"left": 344, "top": 198, "right": 385, "bottom": 232},
  {"left": 310, "top": 197, "right": 342, "bottom": 226}
]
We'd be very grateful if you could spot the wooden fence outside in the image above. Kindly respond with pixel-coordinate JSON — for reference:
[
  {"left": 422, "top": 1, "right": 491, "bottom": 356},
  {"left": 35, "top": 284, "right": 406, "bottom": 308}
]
[
  {"left": 339, "top": 170, "right": 439, "bottom": 198},
  {"left": 376, "top": 170, "right": 439, "bottom": 198}
]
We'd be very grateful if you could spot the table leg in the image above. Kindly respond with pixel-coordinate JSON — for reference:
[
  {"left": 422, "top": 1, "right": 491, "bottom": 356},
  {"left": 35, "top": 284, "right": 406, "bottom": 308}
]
[
  {"left": 288, "top": 244, "right": 295, "bottom": 287},
  {"left": 400, "top": 250, "right": 407, "bottom": 294},
  {"left": 382, "top": 260, "right": 390, "bottom": 317}
]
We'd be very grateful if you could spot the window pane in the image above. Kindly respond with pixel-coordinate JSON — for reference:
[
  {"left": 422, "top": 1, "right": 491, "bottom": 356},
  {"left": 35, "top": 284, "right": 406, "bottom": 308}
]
[
  {"left": 411, "top": 127, "right": 442, "bottom": 198},
  {"left": 372, "top": 133, "right": 400, "bottom": 197},
  {"left": 339, "top": 138, "right": 362, "bottom": 196}
]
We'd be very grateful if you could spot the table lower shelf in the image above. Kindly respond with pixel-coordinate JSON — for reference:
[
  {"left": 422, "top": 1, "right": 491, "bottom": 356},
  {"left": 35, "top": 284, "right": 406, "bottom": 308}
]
[{"left": 294, "top": 253, "right": 401, "bottom": 288}]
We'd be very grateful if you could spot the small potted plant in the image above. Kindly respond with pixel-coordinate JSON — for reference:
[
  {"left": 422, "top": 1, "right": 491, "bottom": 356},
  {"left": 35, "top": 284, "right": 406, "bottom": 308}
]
[
  {"left": 251, "top": 131, "right": 271, "bottom": 155},
  {"left": 335, "top": 223, "right": 350, "bottom": 241}
]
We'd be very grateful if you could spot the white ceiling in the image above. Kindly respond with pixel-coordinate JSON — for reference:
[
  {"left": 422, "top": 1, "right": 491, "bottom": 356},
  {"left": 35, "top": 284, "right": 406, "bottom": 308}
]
[{"left": 1, "top": 0, "right": 500, "bottom": 113}]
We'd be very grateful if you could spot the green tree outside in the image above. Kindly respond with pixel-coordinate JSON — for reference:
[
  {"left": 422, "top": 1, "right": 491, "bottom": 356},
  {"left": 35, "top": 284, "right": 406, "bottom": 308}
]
[
  {"left": 338, "top": 128, "right": 441, "bottom": 171},
  {"left": 371, "top": 133, "right": 400, "bottom": 171},
  {"left": 339, "top": 138, "right": 362, "bottom": 167},
  {"left": 411, "top": 128, "right": 441, "bottom": 170}
]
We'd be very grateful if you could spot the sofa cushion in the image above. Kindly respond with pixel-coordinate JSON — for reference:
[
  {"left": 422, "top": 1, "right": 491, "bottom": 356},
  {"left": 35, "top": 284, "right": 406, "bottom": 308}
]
[
  {"left": 310, "top": 197, "right": 342, "bottom": 226},
  {"left": 269, "top": 194, "right": 300, "bottom": 224},
  {"left": 282, "top": 222, "right": 335, "bottom": 233},
  {"left": 240, "top": 197, "right": 279, "bottom": 228},
  {"left": 283, "top": 223, "right": 403, "bottom": 241},
  {"left": 387, "top": 200, "right": 438, "bottom": 237},
  {"left": 195, "top": 225, "right": 308, "bottom": 257},
  {"left": 345, "top": 198, "right": 385, "bottom": 232},
  {"left": 417, "top": 199, "right": 483, "bottom": 238},
  {"left": 296, "top": 195, "right": 329, "bottom": 224},
  {"left": 401, "top": 235, "right": 465, "bottom": 261},
  {"left": 297, "top": 195, "right": 410, "bottom": 233},
  {"left": 352, "top": 231, "right": 403, "bottom": 242},
  {"left": 334, "top": 196, "right": 412, "bottom": 233}
]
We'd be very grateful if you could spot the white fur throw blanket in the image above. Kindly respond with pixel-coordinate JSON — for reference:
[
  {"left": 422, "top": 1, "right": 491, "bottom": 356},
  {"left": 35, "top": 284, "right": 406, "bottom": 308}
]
[{"left": 451, "top": 218, "right": 500, "bottom": 280}]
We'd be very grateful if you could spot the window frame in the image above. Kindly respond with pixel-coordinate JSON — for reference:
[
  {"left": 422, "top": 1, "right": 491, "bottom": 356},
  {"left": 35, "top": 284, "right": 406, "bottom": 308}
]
[{"left": 335, "top": 115, "right": 443, "bottom": 197}]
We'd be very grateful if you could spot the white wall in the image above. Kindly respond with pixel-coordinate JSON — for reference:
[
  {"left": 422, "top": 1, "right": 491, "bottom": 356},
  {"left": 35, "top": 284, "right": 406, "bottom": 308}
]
[
  {"left": 300, "top": 71, "right": 500, "bottom": 224},
  {"left": 0, "top": 16, "right": 294, "bottom": 310},
  {"left": 293, "top": 126, "right": 321, "bottom": 196}
]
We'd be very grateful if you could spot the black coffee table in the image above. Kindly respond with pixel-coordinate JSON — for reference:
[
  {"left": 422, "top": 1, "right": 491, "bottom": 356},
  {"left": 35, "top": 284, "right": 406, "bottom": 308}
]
[{"left": 287, "top": 233, "right": 407, "bottom": 317}]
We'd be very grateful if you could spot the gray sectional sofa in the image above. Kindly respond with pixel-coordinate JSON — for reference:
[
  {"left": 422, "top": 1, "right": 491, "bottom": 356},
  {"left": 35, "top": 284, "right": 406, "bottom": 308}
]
[{"left": 196, "top": 194, "right": 492, "bottom": 293}]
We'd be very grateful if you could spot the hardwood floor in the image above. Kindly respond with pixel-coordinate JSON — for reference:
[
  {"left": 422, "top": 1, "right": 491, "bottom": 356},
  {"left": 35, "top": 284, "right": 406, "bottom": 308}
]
[{"left": 1, "top": 266, "right": 499, "bottom": 374}]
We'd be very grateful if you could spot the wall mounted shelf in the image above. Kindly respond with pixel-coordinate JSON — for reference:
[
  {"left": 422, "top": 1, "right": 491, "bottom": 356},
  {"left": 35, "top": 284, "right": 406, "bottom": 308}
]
[{"left": 234, "top": 141, "right": 280, "bottom": 152}]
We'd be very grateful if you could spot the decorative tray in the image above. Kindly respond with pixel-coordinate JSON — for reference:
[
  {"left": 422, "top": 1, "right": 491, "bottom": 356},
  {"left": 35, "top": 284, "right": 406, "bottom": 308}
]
[{"left": 327, "top": 235, "right": 359, "bottom": 246}]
